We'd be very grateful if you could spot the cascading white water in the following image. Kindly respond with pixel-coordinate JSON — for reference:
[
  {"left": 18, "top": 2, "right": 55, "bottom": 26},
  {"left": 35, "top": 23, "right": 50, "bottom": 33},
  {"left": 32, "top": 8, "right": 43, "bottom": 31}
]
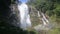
[
  {"left": 17, "top": 3, "right": 31, "bottom": 30},
  {"left": 41, "top": 13, "right": 49, "bottom": 25},
  {"left": 37, "top": 11, "right": 49, "bottom": 25}
]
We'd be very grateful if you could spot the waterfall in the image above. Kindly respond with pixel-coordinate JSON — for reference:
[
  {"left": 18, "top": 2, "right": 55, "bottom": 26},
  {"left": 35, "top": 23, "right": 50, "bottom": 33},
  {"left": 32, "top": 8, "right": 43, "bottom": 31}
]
[
  {"left": 32, "top": 7, "right": 52, "bottom": 30},
  {"left": 41, "top": 13, "right": 49, "bottom": 25},
  {"left": 17, "top": 3, "right": 31, "bottom": 30}
]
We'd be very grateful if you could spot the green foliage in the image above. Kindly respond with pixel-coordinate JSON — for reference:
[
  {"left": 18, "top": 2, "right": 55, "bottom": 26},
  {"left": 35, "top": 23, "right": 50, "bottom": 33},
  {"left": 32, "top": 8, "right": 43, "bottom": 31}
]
[
  {"left": 28, "top": 0, "right": 60, "bottom": 23},
  {"left": 49, "top": 28, "right": 60, "bottom": 34},
  {"left": 28, "top": 0, "right": 60, "bottom": 34},
  {"left": 28, "top": 0, "right": 60, "bottom": 15}
]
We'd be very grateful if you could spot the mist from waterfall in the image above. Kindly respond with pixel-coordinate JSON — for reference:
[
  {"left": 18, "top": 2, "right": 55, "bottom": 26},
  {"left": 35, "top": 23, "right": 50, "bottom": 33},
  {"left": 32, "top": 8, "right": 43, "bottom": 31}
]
[{"left": 17, "top": 3, "right": 31, "bottom": 30}]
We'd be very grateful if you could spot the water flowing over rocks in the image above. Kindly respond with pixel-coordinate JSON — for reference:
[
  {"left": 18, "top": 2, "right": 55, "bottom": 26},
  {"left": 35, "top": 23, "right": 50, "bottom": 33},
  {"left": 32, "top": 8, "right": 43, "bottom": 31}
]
[
  {"left": 11, "top": 1, "right": 53, "bottom": 31},
  {"left": 17, "top": 3, "right": 32, "bottom": 30}
]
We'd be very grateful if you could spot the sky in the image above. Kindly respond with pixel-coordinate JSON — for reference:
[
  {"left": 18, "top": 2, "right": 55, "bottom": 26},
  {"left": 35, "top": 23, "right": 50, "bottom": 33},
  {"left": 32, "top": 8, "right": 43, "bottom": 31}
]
[{"left": 19, "top": 0, "right": 28, "bottom": 3}]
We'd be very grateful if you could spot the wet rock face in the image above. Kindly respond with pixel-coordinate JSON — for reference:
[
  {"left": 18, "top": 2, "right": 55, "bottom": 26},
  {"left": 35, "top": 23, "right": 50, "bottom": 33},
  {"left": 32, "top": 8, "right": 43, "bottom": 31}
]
[
  {"left": 0, "top": 0, "right": 20, "bottom": 27},
  {"left": 10, "top": 4, "right": 20, "bottom": 27},
  {"left": 28, "top": 6, "right": 41, "bottom": 26}
]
